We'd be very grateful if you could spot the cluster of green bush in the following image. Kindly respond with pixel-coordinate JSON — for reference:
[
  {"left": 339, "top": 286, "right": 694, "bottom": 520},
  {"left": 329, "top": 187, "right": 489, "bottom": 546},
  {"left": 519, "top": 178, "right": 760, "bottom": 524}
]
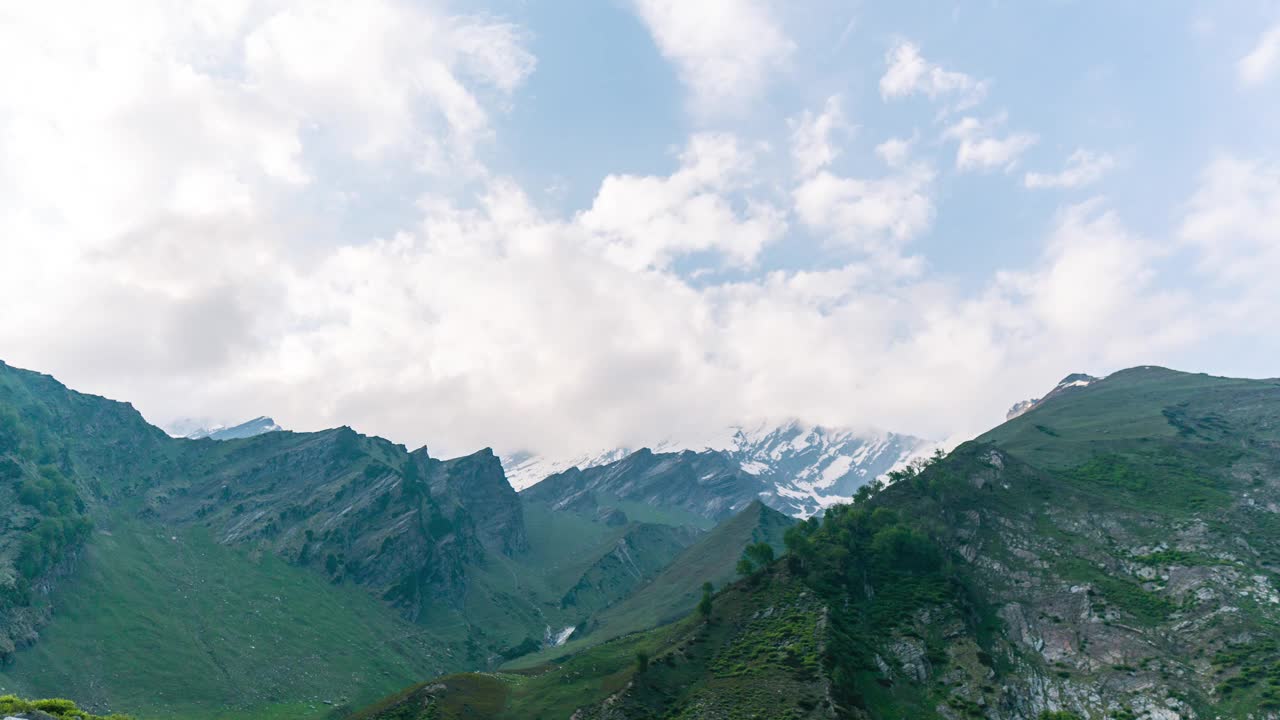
[
  {"left": 0, "top": 695, "right": 131, "bottom": 720},
  {"left": 13, "top": 464, "right": 93, "bottom": 579},
  {"left": 782, "top": 498, "right": 955, "bottom": 709}
]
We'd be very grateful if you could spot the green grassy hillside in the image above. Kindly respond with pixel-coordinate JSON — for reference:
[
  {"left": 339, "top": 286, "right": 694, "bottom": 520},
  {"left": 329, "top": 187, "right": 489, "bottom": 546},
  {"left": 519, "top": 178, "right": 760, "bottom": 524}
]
[{"left": 0, "top": 517, "right": 471, "bottom": 720}]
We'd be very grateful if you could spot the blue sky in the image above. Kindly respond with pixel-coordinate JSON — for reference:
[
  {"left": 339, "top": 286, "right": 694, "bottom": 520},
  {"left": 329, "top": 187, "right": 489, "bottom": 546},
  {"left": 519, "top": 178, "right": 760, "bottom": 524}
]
[{"left": 0, "top": 0, "right": 1277, "bottom": 457}]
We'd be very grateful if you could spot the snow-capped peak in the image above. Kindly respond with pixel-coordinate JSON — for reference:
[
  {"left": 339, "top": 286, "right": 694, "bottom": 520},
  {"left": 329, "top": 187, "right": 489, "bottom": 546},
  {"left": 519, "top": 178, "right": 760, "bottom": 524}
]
[{"left": 502, "top": 420, "right": 930, "bottom": 517}]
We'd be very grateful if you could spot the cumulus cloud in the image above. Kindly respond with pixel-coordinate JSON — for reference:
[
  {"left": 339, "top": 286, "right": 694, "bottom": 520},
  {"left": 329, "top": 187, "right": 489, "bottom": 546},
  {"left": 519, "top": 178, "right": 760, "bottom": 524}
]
[
  {"left": 243, "top": 1, "right": 533, "bottom": 167},
  {"left": 874, "top": 136, "right": 916, "bottom": 168},
  {"left": 1239, "top": 23, "right": 1280, "bottom": 87},
  {"left": 788, "top": 96, "right": 851, "bottom": 176},
  {"left": 629, "top": 0, "right": 793, "bottom": 113},
  {"left": 879, "top": 40, "right": 987, "bottom": 109},
  {"left": 943, "top": 115, "right": 1038, "bottom": 173},
  {"left": 1180, "top": 156, "right": 1280, "bottom": 288},
  {"left": 1024, "top": 149, "right": 1117, "bottom": 189},
  {"left": 578, "top": 133, "right": 787, "bottom": 270},
  {"left": 792, "top": 164, "right": 935, "bottom": 271}
]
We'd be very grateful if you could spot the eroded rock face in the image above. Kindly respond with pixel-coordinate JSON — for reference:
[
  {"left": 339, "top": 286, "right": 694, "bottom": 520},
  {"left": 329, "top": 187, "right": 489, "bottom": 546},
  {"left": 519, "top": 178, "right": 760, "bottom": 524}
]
[{"left": 425, "top": 447, "right": 527, "bottom": 556}]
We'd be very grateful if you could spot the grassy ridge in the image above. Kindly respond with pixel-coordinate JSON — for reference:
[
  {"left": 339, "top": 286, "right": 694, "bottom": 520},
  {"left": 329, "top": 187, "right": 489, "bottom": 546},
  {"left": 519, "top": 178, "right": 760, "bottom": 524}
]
[{"left": 0, "top": 518, "right": 470, "bottom": 720}]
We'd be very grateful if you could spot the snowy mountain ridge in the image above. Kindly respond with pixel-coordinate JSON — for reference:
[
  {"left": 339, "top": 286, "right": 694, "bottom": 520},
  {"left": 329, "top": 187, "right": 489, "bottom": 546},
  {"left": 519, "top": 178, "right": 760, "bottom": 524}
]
[
  {"left": 166, "top": 416, "right": 283, "bottom": 441},
  {"left": 503, "top": 420, "right": 930, "bottom": 517}
]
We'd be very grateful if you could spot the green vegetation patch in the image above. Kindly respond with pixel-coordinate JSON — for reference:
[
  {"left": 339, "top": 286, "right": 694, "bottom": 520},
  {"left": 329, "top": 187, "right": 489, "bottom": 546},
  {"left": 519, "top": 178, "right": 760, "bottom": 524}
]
[
  {"left": 0, "top": 694, "right": 131, "bottom": 720},
  {"left": 0, "top": 519, "right": 464, "bottom": 720}
]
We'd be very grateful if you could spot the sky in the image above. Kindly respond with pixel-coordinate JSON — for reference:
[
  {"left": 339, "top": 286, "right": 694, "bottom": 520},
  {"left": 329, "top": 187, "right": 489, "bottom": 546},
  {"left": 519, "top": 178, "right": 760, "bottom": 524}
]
[{"left": 1, "top": 0, "right": 1278, "bottom": 459}]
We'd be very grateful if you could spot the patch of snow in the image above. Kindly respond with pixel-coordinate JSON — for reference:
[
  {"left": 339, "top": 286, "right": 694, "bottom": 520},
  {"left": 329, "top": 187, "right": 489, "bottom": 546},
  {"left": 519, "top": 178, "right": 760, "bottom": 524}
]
[
  {"left": 817, "top": 455, "right": 853, "bottom": 489},
  {"left": 545, "top": 625, "right": 576, "bottom": 647}
]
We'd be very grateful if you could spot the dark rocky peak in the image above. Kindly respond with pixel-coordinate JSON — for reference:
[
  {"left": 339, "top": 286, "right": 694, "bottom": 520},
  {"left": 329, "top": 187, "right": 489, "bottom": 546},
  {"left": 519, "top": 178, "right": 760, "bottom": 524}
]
[{"left": 429, "top": 447, "right": 526, "bottom": 556}]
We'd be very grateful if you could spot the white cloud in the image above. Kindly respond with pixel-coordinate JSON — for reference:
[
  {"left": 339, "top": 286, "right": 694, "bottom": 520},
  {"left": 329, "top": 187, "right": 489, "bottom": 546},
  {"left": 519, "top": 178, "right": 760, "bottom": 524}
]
[
  {"left": 875, "top": 135, "right": 916, "bottom": 168},
  {"left": 792, "top": 163, "right": 935, "bottom": 270},
  {"left": 578, "top": 134, "right": 787, "bottom": 270},
  {"left": 243, "top": 1, "right": 534, "bottom": 171},
  {"left": 787, "top": 96, "right": 851, "bottom": 176},
  {"left": 944, "top": 115, "right": 1038, "bottom": 173},
  {"left": 1180, "top": 155, "right": 1280, "bottom": 287},
  {"left": 1024, "top": 149, "right": 1117, "bottom": 189},
  {"left": 629, "top": 0, "right": 793, "bottom": 114},
  {"left": 879, "top": 40, "right": 987, "bottom": 109},
  {"left": 1239, "top": 23, "right": 1280, "bottom": 87},
  {"left": 1177, "top": 156, "right": 1280, "bottom": 359}
]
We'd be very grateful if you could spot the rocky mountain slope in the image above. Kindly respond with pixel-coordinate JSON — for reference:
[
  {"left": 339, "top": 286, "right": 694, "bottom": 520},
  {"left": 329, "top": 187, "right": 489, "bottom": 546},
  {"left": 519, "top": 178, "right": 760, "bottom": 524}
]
[
  {"left": 504, "top": 422, "right": 928, "bottom": 517},
  {"left": 362, "top": 366, "right": 1280, "bottom": 720}
]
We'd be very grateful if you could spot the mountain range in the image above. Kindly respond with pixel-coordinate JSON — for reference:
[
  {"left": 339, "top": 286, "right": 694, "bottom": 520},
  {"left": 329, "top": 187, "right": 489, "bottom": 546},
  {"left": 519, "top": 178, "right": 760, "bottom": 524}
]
[{"left": 6, "top": 361, "right": 1280, "bottom": 720}]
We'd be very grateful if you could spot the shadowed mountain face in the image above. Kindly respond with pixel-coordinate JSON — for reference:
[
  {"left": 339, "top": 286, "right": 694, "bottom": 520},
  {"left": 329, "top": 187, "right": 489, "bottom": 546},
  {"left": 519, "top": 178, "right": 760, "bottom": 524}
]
[{"left": 360, "top": 367, "right": 1280, "bottom": 720}]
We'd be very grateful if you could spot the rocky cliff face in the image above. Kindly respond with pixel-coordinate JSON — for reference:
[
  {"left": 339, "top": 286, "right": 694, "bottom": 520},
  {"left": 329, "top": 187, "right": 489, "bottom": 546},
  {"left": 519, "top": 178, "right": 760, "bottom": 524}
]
[{"left": 422, "top": 447, "right": 527, "bottom": 556}]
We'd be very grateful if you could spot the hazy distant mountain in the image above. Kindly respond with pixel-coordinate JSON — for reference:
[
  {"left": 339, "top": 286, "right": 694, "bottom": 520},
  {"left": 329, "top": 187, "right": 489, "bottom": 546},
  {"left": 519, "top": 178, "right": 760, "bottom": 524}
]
[
  {"left": 166, "top": 415, "right": 283, "bottom": 440},
  {"left": 508, "top": 421, "right": 929, "bottom": 518},
  {"left": 502, "top": 447, "right": 634, "bottom": 491}
]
